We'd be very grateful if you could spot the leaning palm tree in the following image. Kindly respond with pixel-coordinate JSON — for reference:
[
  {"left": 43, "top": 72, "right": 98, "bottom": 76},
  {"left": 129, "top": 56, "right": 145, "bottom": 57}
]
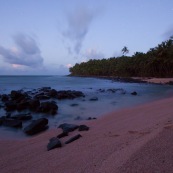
[{"left": 121, "top": 46, "right": 129, "bottom": 55}]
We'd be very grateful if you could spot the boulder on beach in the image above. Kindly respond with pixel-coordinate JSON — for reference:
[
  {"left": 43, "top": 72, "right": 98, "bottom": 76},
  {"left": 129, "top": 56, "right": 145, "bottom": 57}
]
[
  {"left": 23, "top": 118, "right": 48, "bottom": 135},
  {"left": 78, "top": 125, "right": 89, "bottom": 131},
  {"left": 87, "top": 117, "right": 97, "bottom": 120},
  {"left": 58, "top": 123, "right": 79, "bottom": 133},
  {"left": 65, "top": 134, "right": 82, "bottom": 144},
  {"left": 47, "top": 137, "right": 62, "bottom": 151},
  {"left": 57, "top": 131, "right": 68, "bottom": 138}
]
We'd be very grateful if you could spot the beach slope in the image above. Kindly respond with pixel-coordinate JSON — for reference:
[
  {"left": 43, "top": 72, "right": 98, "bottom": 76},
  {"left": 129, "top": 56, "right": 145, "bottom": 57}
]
[{"left": 0, "top": 97, "right": 173, "bottom": 173}]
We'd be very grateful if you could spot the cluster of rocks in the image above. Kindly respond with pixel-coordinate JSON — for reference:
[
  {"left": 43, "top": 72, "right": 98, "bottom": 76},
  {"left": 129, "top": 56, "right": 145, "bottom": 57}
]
[
  {"left": 0, "top": 87, "right": 85, "bottom": 135},
  {"left": 97, "top": 88, "right": 137, "bottom": 96},
  {"left": 47, "top": 123, "right": 89, "bottom": 151}
]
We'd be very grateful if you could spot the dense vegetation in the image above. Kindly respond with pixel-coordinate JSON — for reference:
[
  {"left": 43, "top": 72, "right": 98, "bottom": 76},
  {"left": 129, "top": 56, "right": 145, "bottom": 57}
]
[{"left": 70, "top": 37, "right": 173, "bottom": 77}]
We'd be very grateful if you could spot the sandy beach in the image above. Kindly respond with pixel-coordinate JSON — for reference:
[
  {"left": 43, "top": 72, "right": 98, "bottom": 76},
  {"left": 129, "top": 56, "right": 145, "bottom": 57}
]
[
  {"left": 0, "top": 94, "right": 173, "bottom": 173},
  {"left": 140, "top": 77, "right": 173, "bottom": 84}
]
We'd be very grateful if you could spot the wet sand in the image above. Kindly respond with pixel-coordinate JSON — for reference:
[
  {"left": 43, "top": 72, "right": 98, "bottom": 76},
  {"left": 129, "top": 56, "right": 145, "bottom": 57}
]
[{"left": 0, "top": 95, "right": 173, "bottom": 173}]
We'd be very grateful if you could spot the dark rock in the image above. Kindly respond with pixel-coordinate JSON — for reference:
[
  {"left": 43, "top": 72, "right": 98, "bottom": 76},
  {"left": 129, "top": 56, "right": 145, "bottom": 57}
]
[
  {"left": 23, "top": 118, "right": 48, "bottom": 135},
  {"left": 5, "top": 102, "right": 17, "bottom": 111},
  {"left": 74, "top": 116, "right": 82, "bottom": 120},
  {"left": 57, "top": 131, "right": 68, "bottom": 138},
  {"left": 39, "top": 87, "right": 51, "bottom": 92},
  {"left": 2, "top": 118, "right": 22, "bottom": 128},
  {"left": 1, "top": 94, "right": 9, "bottom": 102},
  {"left": 47, "top": 137, "right": 62, "bottom": 151},
  {"left": 29, "top": 99, "right": 40, "bottom": 111},
  {"left": 17, "top": 101, "right": 29, "bottom": 111},
  {"left": 89, "top": 97, "right": 98, "bottom": 101},
  {"left": 98, "top": 89, "right": 105, "bottom": 92},
  {"left": 10, "top": 90, "right": 29, "bottom": 102},
  {"left": 107, "top": 89, "right": 117, "bottom": 93},
  {"left": 34, "top": 92, "right": 50, "bottom": 100},
  {"left": 47, "top": 89, "right": 58, "bottom": 97},
  {"left": 0, "top": 116, "right": 6, "bottom": 125},
  {"left": 56, "top": 90, "right": 85, "bottom": 100},
  {"left": 37, "top": 95, "right": 50, "bottom": 100},
  {"left": 131, "top": 91, "right": 137, "bottom": 95},
  {"left": 166, "top": 81, "right": 173, "bottom": 85},
  {"left": 87, "top": 117, "right": 97, "bottom": 120},
  {"left": 65, "top": 134, "right": 82, "bottom": 144},
  {"left": 58, "top": 123, "right": 79, "bottom": 133},
  {"left": 78, "top": 125, "right": 89, "bottom": 131},
  {"left": 70, "top": 103, "right": 79, "bottom": 107},
  {"left": 39, "top": 101, "right": 58, "bottom": 115},
  {"left": 11, "top": 113, "right": 32, "bottom": 121}
]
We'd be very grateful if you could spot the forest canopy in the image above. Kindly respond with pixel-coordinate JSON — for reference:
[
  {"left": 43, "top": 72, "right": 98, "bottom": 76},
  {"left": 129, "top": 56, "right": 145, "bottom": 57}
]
[{"left": 69, "top": 37, "right": 173, "bottom": 77}]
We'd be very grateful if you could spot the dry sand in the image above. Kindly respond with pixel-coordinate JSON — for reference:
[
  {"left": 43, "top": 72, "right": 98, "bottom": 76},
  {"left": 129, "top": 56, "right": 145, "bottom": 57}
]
[
  {"left": 0, "top": 95, "right": 173, "bottom": 173},
  {"left": 140, "top": 77, "right": 173, "bottom": 84}
]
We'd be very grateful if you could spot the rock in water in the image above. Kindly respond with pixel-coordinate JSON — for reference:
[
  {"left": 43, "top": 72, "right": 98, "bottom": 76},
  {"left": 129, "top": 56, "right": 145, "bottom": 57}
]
[
  {"left": 23, "top": 118, "right": 48, "bottom": 135},
  {"left": 58, "top": 123, "right": 79, "bottom": 133},
  {"left": 39, "top": 101, "right": 58, "bottom": 115},
  {"left": 89, "top": 97, "right": 98, "bottom": 101},
  {"left": 11, "top": 113, "right": 32, "bottom": 121},
  {"left": 131, "top": 91, "right": 137, "bottom": 95},
  {"left": 2, "top": 119, "right": 22, "bottom": 128},
  {"left": 78, "top": 125, "right": 89, "bottom": 131},
  {"left": 65, "top": 134, "right": 82, "bottom": 144},
  {"left": 47, "top": 138, "right": 62, "bottom": 151}
]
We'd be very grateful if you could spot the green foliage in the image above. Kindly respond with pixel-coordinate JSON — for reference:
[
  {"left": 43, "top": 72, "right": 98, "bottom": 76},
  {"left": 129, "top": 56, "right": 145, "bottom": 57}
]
[{"left": 70, "top": 37, "right": 173, "bottom": 77}]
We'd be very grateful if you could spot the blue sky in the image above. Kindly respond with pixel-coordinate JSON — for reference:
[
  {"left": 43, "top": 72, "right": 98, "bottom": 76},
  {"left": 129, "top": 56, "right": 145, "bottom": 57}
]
[{"left": 0, "top": 0, "right": 173, "bottom": 75}]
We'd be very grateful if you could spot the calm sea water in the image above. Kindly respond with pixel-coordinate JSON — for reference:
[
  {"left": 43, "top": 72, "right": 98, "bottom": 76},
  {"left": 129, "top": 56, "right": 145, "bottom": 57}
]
[{"left": 0, "top": 75, "right": 173, "bottom": 139}]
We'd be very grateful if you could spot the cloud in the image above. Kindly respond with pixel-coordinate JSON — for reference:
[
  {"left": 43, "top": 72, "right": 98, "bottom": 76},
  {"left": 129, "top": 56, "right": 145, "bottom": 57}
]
[
  {"left": 83, "top": 48, "right": 105, "bottom": 60},
  {"left": 0, "top": 33, "right": 43, "bottom": 67},
  {"left": 62, "top": 6, "right": 97, "bottom": 55},
  {"left": 65, "top": 63, "right": 73, "bottom": 68}
]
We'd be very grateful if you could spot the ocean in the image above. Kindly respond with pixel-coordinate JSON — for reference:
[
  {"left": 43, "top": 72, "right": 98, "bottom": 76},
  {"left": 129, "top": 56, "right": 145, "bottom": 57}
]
[{"left": 0, "top": 75, "right": 173, "bottom": 139}]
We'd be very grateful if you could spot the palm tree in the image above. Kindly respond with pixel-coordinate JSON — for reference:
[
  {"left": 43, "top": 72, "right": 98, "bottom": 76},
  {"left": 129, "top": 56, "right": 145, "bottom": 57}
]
[{"left": 121, "top": 46, "right": 129, "bottom": 55}]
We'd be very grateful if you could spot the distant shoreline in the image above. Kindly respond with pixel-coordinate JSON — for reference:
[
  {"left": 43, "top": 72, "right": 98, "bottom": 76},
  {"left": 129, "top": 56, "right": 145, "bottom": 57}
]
[{"left": 69, "top": 75, "right": 173, "bottom": 85}]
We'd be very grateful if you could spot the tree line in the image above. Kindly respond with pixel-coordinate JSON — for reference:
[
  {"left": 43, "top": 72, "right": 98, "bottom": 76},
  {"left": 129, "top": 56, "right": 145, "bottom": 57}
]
[{"left": 69, "top": 37, "right": 173, "bottom": 77}]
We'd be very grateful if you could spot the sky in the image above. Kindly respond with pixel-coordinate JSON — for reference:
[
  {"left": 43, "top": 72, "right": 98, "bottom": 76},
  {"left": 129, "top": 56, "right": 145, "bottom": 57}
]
[{"left": 0, "top": 0, "right": 173, "bottom": 75}]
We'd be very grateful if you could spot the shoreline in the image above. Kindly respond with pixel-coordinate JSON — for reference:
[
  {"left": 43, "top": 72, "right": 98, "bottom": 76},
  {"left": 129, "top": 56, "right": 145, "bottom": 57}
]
[
  {"left": 0, "top": 96, "right": 173, "bottom": 172},
  {"left": 69, "top": 75, "right": 173, "bottom": 85}
]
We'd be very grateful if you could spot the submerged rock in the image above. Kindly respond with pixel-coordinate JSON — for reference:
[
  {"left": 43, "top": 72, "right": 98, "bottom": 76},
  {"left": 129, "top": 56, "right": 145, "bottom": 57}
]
[
  {"left": 1, "top": 118, "right": 22, "bottom": 128},
  {"left": 65, "top": 134, "right": 82, "bottom": 144},
  {"left": 39, "top": 101, "right": 58, "bottom": 115},
  {"left": 23, "top": 118, "right": 48, "bottom": 135},
  {"left": 89, "top": 97, "right": 98, "bottom": 101},
  {"left": 11, "top": 113, "right": 32, "bottom": 121},
  {"left": 131, "top": 91, "right": 137, "bottom": 95}
]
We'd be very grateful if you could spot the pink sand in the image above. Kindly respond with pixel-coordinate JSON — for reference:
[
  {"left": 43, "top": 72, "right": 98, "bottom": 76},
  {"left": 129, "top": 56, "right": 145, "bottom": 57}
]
[
  {"left": 141, "top": 77, "right": 173, "bottom": 84},
  {"left": 0, "top": 96, "right": 173, "bottom": 173}
]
